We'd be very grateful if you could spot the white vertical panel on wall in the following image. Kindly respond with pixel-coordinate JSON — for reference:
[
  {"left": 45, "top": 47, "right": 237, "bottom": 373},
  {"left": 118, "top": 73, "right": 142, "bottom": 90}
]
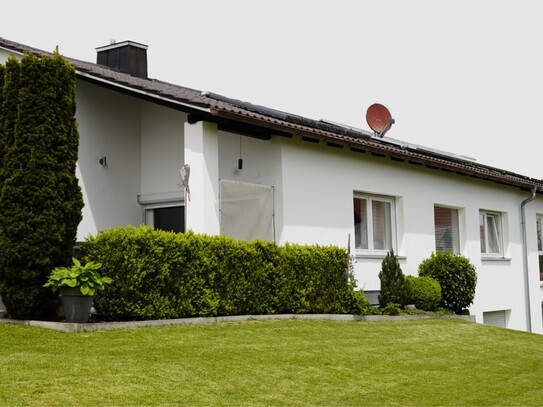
[{"left": 220, "top": 180, "right": 274, "bottom": 242}]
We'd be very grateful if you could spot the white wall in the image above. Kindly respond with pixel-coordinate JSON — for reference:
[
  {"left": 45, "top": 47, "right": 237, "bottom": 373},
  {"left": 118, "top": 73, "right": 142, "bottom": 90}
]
[
  {"left": 276, "top": 135, "right": 543, "bottom": 332},
  {"left": 75, "top": 80, "right": 142, "bottom": 240},
  {"left": 140, "top": 104, "right": 185, "bottom": 197},
  {"left": 0, "top": 49, "right": 9, "bottom": 64},
  {"left": 76, "top": 82, "right": 188, "bottom": 239},
  {"left": 217, "top": 131, "right": 284, "bottom": 239},
  {"left": 184, "top": 121, "right": 220, "bottom": 234}
]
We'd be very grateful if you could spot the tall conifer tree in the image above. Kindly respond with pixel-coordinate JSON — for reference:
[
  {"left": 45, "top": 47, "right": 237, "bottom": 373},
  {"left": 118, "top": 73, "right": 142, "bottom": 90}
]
[{"left": 0, "top": 51, "right": 83, "bottom": 319}]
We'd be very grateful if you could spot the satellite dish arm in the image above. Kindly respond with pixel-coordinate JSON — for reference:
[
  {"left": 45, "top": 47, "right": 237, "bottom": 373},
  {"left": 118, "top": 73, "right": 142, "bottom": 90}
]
[{"left": 377, "top": 118, "right": 395, "bottom": 138}]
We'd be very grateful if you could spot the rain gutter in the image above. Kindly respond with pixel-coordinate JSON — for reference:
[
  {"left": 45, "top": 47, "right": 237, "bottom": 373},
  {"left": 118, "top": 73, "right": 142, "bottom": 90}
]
[{"left": 520, "top": 185, "right": 537, "bottom": 333}]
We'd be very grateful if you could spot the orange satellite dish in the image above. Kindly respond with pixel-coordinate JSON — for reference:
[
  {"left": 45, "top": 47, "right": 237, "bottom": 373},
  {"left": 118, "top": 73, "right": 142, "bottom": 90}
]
[{"left": 366, "top": 103, "right": 394, "bottom": 137}]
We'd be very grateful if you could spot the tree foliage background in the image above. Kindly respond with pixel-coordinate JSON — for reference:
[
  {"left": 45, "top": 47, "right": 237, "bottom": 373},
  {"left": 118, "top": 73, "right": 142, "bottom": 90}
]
[{"left": 0, "top": 50, "right": 83, "bottom": 319}]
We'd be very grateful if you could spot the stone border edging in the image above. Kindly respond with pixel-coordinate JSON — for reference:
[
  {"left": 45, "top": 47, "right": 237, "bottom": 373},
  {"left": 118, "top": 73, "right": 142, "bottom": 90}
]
[{"left": 0, "top": 313, "right": 476, "bottom": 333}]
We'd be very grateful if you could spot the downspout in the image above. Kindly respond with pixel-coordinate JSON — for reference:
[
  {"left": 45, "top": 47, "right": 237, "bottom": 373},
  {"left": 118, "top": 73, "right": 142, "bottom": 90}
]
[{"left": 521, "top": 186, "right": 537, "bottom": 333}]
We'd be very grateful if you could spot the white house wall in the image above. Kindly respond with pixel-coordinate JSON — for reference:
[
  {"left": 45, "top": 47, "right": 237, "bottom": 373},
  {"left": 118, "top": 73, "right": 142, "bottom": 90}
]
[
  {"left": 75, "top": 80, "right": 142, "bottom": 240},
  {"left": 140, "top": 103, "right": 185, "bottom": 197},
  {"left": 217, "top": 130, "right": 284, "bottom": 240},
  {"left": 276, "top": 135, "right": 543, "bottom": 332},
  {"left": 0, "top": 49, "right": 9, "bottom": 64}
]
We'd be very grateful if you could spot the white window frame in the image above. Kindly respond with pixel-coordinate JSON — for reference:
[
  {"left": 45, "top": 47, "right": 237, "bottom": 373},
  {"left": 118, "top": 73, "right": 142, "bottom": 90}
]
[
  {"left": 434, "top": 206, "right": 461, "bottom": 253},
  {"left": 353, "top": 193, "right": 396, "bottom": 254},
  {"left": 480, "top": 210, "right": 503, "bottom": 258}
]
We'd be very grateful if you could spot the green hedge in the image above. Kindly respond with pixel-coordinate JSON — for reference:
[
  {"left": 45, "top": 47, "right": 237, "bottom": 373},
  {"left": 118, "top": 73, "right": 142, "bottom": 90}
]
[{"left": 80, "top": 226, "right": 368, "bottom": 321}]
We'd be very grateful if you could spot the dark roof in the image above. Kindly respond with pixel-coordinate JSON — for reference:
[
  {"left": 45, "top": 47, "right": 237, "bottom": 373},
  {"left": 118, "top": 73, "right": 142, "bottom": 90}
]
[{"left": 1, "top": 37, "right": 542, "bottom": 192}]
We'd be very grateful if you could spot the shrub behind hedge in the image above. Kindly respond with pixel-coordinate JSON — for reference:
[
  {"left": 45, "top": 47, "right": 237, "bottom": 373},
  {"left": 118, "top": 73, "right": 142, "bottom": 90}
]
[{"left": 81, "top": 226, "right": 365, "bottom": 320}]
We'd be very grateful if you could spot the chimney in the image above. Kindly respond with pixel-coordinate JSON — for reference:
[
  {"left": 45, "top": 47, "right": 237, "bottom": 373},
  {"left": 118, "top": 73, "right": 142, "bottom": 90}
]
[{"left": 96, "top": 40, "right": 148, "bottom": 79}]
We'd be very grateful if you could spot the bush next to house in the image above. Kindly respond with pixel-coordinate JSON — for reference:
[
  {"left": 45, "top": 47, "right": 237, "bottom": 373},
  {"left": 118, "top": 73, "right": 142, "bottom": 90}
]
[
  {"left": 378, "top": 250, "right": 404, "bottom": 308},
  {"left": 0, "top": 51, "right": 83, "bottom": 319},
  {"left": 401, "top": 275, "right": 441, "bottom": 311},
  {"left": 418, "top": 251, "right": 477, "bottom": 313},
  {"left": 80, "top": 225, "right": 366, "bottom": 321}
]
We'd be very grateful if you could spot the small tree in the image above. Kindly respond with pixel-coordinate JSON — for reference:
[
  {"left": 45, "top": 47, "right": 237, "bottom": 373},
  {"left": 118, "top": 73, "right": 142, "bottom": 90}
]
[
  {"left": 378, "top": 249, "right": 404, "bottom": 307},
  {"left": 418, "top": 251, "right": 477, "bottom": 313},
  {"left": 0, "top": 51, "right": 83, "bottom": 319}
]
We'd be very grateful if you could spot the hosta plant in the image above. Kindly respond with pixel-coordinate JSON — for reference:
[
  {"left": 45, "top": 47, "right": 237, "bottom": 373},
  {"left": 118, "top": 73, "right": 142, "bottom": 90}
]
[{"left": 44, "top": 258, "right": 111, "bottom": 296}]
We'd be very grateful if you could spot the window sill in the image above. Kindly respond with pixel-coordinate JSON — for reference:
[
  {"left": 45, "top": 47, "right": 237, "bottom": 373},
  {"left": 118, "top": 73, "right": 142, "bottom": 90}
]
[
  {"left": 481, "top": 256, "right": 511, "bottom": 262},
  {"left": 356, "top": 253, "right": 406, "bottom": 260}
]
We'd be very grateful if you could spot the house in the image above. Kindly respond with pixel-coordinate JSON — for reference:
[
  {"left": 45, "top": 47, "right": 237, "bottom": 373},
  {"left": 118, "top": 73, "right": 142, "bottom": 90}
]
[{"left": 1, "top": 37, "right": 543, "bottom": 332}]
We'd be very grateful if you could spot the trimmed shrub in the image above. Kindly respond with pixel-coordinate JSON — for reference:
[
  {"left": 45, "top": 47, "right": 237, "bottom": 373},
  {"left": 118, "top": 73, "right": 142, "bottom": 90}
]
[
  {"left": 348, "top": 289, "right": 374, "bottom": 315},
  {"left": 401, "top": 276, "right": 441, "bottom": 311},
  {"left": 418, "top": 251, "right": 477, "bottom": 313},
  {"left": 0, "top": 51, "right": 83, "bottom": 319},
  {"left": 381, "top": 303, "right": 402, "bottom": 316},
  {"left": 80, "top": 225, "right": 361, "bottom": 321},
  {"left": 378, "top": 250, "right": 404, "bottom": 308}
]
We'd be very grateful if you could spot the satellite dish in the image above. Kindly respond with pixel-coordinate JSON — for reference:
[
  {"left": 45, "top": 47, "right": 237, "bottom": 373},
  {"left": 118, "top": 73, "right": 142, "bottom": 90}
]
[{"left": 366, "top": 103, "right": 395, "bottom": 138}]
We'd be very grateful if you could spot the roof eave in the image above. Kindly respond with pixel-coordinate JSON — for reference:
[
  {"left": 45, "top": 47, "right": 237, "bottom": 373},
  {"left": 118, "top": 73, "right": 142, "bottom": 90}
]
[{"left": 210, "top": 106, "right": 543, "bottom": 191}]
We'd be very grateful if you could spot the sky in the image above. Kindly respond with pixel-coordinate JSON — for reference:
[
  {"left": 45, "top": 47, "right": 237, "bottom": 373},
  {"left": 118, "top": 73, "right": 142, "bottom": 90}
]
[{"left": 2, "top": 1, "right": 543, "bottom": 179}]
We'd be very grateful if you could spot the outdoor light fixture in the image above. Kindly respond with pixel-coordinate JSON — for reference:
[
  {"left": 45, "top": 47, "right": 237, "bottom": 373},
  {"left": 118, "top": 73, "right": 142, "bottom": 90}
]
[{"left": 237, "top": 135, "right": 243, "bottom": 171}]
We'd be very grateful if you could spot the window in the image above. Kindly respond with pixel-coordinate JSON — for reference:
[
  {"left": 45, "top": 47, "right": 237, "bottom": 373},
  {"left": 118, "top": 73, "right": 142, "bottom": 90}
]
[
  {"left": 139, "top": 192, "right": 185, "bottom": 233},
  {"left": 145, "top": 204, "right": 185, "bottom": 233},
  {"left": 434, "top": 206, "right": 460, "bottom": 253},
  {"left": 537, "top": 217, "right": 543, "bottom": 281},
  {"left": 483, "top": 310, "right": 508, "bottom": 328},
  {"left": 480, "top": 211, "right": 503, "bottom": 256},
  {"left": 353, "top": 194, "right": 394, "bottom": 252},
  {"left": 153, "top": 206, "right": 184, "bottom": 233}
]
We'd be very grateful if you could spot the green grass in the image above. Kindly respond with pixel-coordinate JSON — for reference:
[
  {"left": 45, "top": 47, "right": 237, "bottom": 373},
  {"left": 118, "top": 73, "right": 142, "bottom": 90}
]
[{"left": 1, "top": 318, "right": 543, "bottom": 406}]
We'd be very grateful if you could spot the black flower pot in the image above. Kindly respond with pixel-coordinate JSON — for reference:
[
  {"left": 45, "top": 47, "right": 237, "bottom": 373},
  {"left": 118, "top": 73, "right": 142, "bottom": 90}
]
[{"left": 60, "top": 287, "right": 93, "bottom": 323}]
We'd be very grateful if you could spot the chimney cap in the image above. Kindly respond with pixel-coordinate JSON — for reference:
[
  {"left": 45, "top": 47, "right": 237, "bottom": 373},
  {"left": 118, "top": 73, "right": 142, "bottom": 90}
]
[{"left": 95, "top": 40, "right": 148, "bottom": 52}]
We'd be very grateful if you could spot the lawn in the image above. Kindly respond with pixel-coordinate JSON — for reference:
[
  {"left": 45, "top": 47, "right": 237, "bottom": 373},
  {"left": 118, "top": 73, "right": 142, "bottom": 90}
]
[{"left": 1, "top": 318, "right": 542, "bottom": 406}]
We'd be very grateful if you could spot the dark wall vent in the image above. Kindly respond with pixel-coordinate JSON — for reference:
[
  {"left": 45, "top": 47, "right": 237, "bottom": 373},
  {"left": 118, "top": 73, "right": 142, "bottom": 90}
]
[{"left": 96, "top": 40, "right": 148, "bottom": 79}]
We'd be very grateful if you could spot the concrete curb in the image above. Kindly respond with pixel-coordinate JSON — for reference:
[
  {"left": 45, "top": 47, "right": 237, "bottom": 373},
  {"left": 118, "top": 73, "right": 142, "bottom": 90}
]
[{"left": 0, "top": 313, "right": 476, "bottom": 333}]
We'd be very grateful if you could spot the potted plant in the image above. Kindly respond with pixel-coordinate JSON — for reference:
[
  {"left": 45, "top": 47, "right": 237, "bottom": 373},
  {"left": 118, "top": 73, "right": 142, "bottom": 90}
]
[{"left": 44, "top": 258, "right": 112, "bottom": 323}]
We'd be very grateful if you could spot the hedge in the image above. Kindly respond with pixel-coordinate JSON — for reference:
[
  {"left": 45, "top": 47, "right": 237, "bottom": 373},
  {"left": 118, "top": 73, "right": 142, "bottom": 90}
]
[{"left": 80, "top": 226, "right": 369, "bottom": 320}]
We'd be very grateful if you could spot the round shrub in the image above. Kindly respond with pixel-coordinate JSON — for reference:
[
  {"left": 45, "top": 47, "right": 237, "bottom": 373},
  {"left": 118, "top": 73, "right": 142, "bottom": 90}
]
[
  {"left": 402, "top": 276, "right": 441, "bottom": 311},
  {"left": 418, "top": 251, "right": 477, "bottom": 313}
]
